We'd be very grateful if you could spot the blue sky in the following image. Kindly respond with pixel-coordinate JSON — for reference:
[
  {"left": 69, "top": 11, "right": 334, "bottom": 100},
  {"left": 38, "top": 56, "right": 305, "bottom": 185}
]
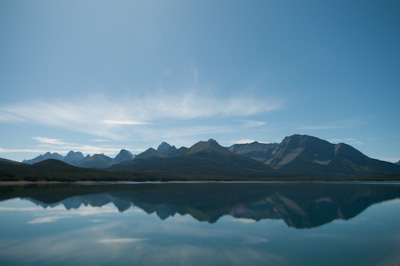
[{"left": 0, "top": 0, "right": 399, "bottom": 162}]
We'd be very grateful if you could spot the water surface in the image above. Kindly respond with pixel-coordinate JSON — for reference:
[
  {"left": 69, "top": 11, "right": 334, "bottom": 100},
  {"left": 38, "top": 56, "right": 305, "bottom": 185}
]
[{"left": 1, "top": 182, "right": 400, "bottom": 265}]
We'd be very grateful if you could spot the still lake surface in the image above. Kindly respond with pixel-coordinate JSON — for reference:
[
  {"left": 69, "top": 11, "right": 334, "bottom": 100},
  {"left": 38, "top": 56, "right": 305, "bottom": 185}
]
[{"left": 0, "top": 182, "right": 400, "bottom": 266}]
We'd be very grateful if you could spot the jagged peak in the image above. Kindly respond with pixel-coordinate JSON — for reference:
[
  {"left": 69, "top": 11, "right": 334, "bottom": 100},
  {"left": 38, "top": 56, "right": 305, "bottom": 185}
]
[
  {"left": 117, "top": 149, "right": 133, "bottom": 155},
  {"left": 66, "top": 151, "right": 84, "bottom": 157}
]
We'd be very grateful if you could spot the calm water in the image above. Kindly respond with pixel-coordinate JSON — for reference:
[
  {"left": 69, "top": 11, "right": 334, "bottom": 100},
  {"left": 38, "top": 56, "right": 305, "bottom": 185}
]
[{"left": 0, "top": 182, "right": 400, "bottom": 266}]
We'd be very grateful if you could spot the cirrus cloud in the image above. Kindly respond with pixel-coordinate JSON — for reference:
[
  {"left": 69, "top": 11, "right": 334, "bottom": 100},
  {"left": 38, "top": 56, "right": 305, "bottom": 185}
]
[{"left": 0, "top": 90, "right": 281, "bottom": 140}]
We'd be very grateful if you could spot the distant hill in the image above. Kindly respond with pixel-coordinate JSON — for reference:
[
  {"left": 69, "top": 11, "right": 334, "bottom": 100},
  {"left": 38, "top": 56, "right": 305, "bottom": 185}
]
[
  {"left": 397, "top": 160, "right": 400, "bottom": 166},
  {"left": 109, "top": 139, "right": 275, "bottom": 179},
  {"left": 0, "top": 159, "right": 134, "bottom": 182},
  {"left": 0, "top": 158, "right": 22, "bottom": 165}
]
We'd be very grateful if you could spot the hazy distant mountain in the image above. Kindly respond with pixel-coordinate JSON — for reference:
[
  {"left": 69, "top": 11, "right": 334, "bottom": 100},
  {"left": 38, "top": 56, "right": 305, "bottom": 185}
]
[
  {"left": 23, "top": 149, "right": 135, "bottom": 169},
  {"left": 264, "top": 134, "right": 400, "bottom": 176},
  {"left": 229, "top": 141, "right": 279, "bottom": 162},
  {"left": 23, "top": 152, "right": 64, "bottom": 164},
  {"left": 64, "top": 151, "right": 85, "bottom": 166},
  {"left": 79, "top": 154, "right": 113, "bottom": 169},
  {"left": 157, "top": 142, "right": 172, "bottom": 153},
  {"left": 113, "top": 149, "right": 133, "bottom": 164},
  {"left": 397, "top": 160, "right": 400, "bottom": 166},
  {"left": 110, "top": 139, "right": 275, "bottom": 178},
  {"left": 135, "top": 143, "right": 188, "bottom": 160}
]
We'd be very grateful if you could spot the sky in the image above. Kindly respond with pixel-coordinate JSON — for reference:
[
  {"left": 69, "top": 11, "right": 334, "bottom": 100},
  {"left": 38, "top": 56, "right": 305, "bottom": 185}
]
[{"left": 0, "top": 0, "right": 399, "bottom": 162}]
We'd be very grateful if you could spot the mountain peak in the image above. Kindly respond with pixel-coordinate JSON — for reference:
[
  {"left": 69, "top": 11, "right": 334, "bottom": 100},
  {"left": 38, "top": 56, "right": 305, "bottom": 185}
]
[
  {"left": 186, "top": 139, "right": 228, "bottom": 155},
  {"left": 135, "top": 148, "right": 165, "bottom": 160},
  {"left": 64, "top": 151, "right": 85, "bottom": 165},
  {"left": 282, "top": 134, "right": 328, "bottom": 145},
  {"left": 157, "top": 142, "right": 172, "bottom": 153},
  {"left": 117, "top": 149, "right": 133, "bottom": 156},
  {"left": 113, "top": 149, "right": 133, "bottom": 164},
  {"left": 266, "top": 134, "right": 334, "bottom": 168}
]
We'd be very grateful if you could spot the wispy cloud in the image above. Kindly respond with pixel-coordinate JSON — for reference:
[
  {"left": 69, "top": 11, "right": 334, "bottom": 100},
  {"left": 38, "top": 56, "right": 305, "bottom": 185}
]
[
  {"left": 0, "top": 206, "right": 46, "bottom": 212},
  {"left": 32, "top": 137, "right": 71, "bottom": 145},
  {"left": 298, "top": 124, "right": 350, "bottom": 130},
  {"left": 28, "top": 216, "right": 63, "bottom": 224},
  {"left": 240, "top": 120, "right": 267, "bottom": 128},
  {"left": 0, "top": 91, "right": 281, "bottom": 140},
  {"left": 31, "top": 137, "right": 130, "bottom": 155},
  {"left": 328, "top": 138, "right": 364, "bottom": 145},
  {"left": 231, "top": 139, "right": 272, "bottom": 145},
  {"left": 101, "top": 120, "right": 151, "bottom": 125},
  {"left": 0, "top": 137, "right": 144, "bottom": 156},
  {"left": 97, "top": 238, "right": 145, "bottom": 244},
  {"left": 91, "top": 139, "right": 110, "bottom": 142},
  {"left": 234, "top": 218, "right": 257, "bottom": 224},
  {"left": 233, "top": 139, "right": 257, "bottom": 144},
  {"left": 297, "top": 120, "right": 363, "bottom": 131},
  {"left": 0, "top": 148, "right": 48, "bottom": 153}
]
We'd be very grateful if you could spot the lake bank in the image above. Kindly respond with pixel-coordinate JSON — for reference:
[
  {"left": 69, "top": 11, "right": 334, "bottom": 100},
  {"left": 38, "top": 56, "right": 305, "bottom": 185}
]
[{"left": 2, "top": 178, "right": 400, "bottom": 186}]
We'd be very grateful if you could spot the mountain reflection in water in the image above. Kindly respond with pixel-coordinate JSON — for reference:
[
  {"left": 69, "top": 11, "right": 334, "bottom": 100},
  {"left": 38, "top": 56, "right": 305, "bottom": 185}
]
[{"left": 1, "top": 182, "right": 400, "bottom": 229}]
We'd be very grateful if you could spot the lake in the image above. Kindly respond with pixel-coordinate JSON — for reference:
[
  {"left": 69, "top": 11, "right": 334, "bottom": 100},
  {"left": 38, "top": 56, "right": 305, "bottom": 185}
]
[{"left": 0, "top": 182, "right": 400, "bottom": 266}]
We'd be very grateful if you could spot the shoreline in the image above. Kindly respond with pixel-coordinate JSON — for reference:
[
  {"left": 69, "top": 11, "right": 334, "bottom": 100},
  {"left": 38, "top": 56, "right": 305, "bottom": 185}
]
[{"left": 1, "top": 180, "right": 400, "bottom": 186}]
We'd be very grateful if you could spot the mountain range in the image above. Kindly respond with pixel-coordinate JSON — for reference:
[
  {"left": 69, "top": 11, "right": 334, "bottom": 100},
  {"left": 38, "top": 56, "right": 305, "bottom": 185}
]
[
  {"left": 2, "top": 134, "right": 400, "bottom": 181},
  {"left": 109, "top": 139, "right": 274, "bottom": 178},
  {"left": 23, "top": 149, "right": 133, "bottom": 169}
]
